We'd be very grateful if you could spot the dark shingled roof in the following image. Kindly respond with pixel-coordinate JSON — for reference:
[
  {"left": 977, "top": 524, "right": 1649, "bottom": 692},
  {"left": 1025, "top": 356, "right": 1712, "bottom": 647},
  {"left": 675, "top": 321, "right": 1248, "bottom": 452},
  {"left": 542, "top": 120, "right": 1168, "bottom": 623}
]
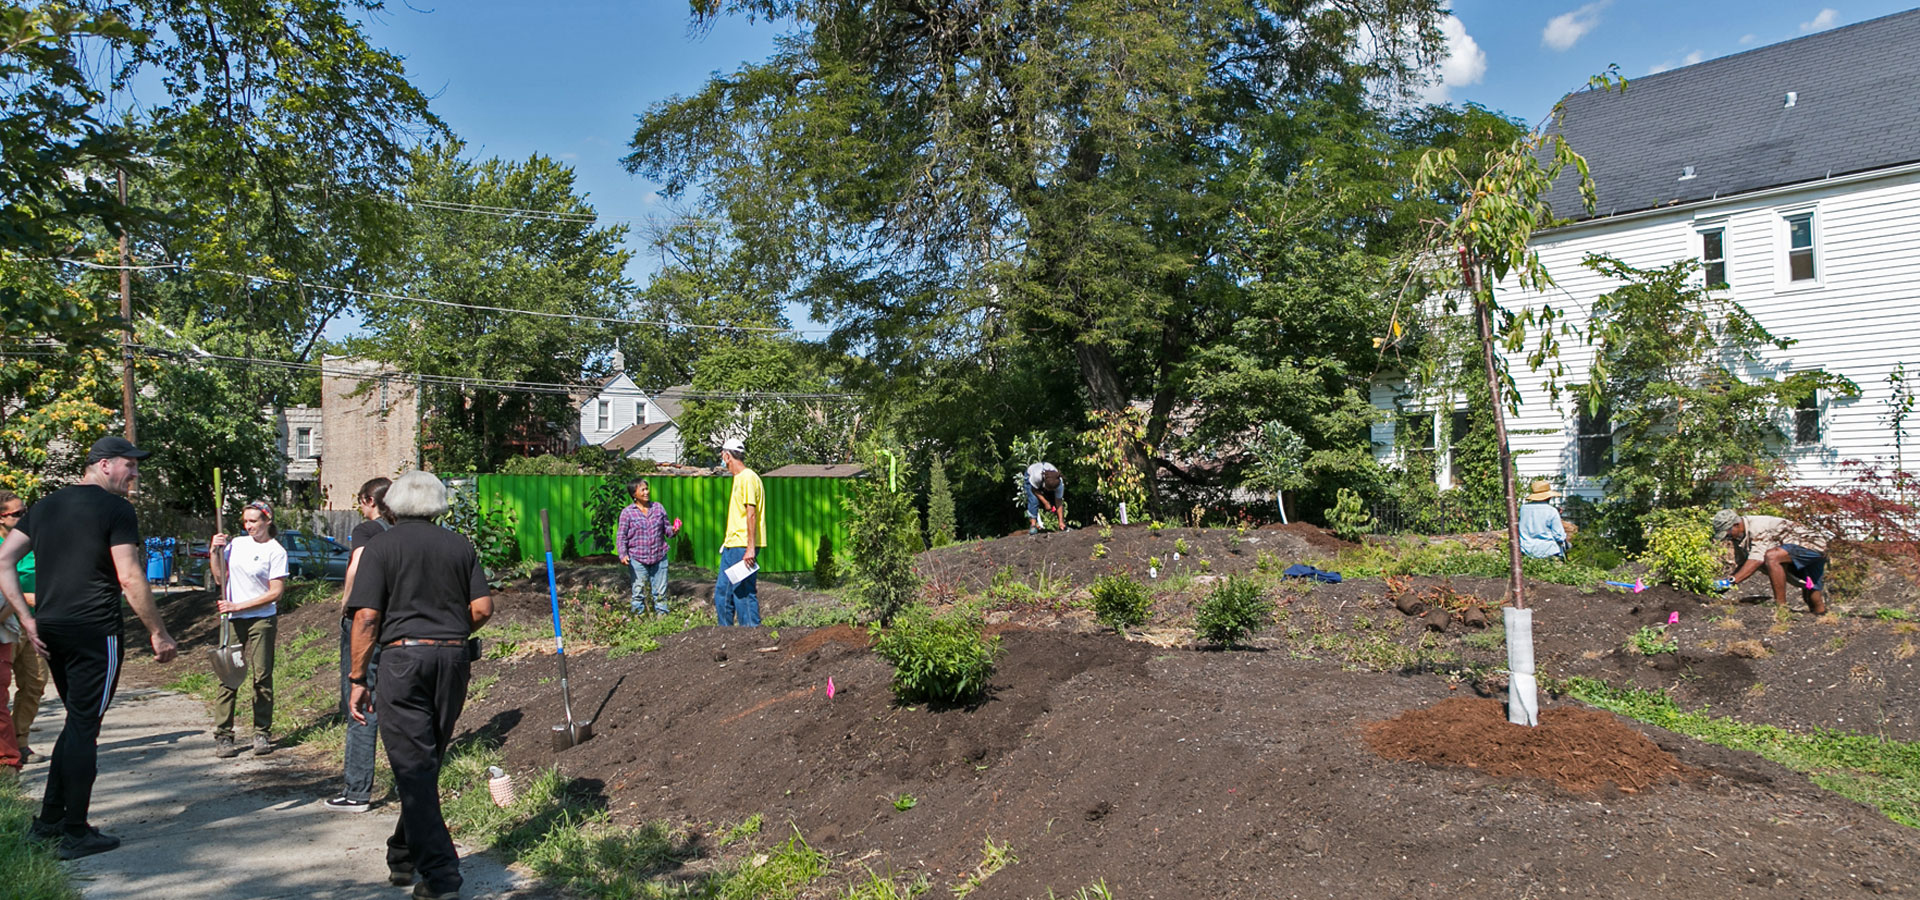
[{"left": 1543, "top": 8, "right": 1920, "bottom": 222}]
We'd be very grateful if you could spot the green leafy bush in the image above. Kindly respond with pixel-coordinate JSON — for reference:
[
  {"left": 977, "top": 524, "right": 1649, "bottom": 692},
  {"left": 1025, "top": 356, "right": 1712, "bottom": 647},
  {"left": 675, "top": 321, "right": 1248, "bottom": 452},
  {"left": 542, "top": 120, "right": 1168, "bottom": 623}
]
[
  {"left": 1625, "top": 625, "right": 1677, "bottom": 656},
  {"left": 1194, "top": 576, "right": 1272, "bottom": 648},
  {"left": 848, "top": 452, "right": 922, "bottom": 624},
  {"left": 1326, "top": 488, "right": 1374, "bottom": 543},
  {"left": 438, "top": 487, "right": 520, "bottom": 570},
  {"left": 926, "top": 456, "right": 956, "bottom": 547},
  {"left": 813, "top": 534, "right": 839, "bottom": 588},
  {"left": 1637, "top": 508, "right": 1718, "bottom": 594},
  {"left": 498, "top": 453, "right": 586, "bottom": 476},
  {"left": 1088, "top": 574, "right": 1153, "bottom": 633},
  {"left": 870, "top": 606, "right": 1001, "bottom": 704}
]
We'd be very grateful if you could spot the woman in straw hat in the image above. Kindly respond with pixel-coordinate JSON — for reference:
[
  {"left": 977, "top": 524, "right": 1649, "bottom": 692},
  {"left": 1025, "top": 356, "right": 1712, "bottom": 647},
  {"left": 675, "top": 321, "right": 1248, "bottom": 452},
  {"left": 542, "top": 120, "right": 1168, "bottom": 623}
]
[{"left": 1518, "top": 479, "right": 1570, "bottom": 559}]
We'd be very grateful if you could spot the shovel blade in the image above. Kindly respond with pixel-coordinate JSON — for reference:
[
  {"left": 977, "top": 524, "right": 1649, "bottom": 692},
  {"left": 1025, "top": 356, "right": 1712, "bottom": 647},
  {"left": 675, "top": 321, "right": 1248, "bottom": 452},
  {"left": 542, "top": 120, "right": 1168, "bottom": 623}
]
[
  {"left": 550, "top": 719, "right": 594, "bottom": 752},
  {"left": 207, "top": 646, "right": 246, "bottom": 689}
]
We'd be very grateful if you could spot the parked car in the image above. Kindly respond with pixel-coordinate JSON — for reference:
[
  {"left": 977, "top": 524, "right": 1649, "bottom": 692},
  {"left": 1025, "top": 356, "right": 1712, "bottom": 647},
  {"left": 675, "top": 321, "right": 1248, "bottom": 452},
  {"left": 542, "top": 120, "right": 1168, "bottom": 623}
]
[{"left": 183, "top": 530, "right": 352, "bottom": 585}]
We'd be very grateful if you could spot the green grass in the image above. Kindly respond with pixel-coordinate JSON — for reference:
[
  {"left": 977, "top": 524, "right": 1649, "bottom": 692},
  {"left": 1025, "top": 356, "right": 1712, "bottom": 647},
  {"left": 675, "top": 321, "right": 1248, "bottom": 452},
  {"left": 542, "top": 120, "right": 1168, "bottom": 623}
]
[
  {"left": 1562, "top": 677, "right": 1920, "bottom": 827},
  {"left": 1307, "top": 539, "right": 1613, "bottom": 587},
  {"left": 0, "top": 781, "right": 79, "bottom": 900},
  {"left": 951, "top": 837, "right": 1016, "bottom": 899}
]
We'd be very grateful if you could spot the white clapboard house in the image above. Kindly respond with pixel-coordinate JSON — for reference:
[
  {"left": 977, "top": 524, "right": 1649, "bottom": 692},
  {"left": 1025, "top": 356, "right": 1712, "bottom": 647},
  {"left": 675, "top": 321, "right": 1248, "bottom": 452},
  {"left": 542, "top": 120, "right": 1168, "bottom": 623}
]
[
  {"left": 1376, "top": 9, "right": 1920, "bottom": 496},
  {"left": 578, "top": 374, "right": 690, "bottom": 464}
]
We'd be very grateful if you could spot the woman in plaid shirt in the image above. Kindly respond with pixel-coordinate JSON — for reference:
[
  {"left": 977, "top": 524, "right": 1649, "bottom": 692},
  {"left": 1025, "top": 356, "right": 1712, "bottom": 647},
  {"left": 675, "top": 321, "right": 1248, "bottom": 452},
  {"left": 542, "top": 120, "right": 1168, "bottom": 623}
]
[{"left": 617, "top": 479, "right": 680, "bottom": 615}]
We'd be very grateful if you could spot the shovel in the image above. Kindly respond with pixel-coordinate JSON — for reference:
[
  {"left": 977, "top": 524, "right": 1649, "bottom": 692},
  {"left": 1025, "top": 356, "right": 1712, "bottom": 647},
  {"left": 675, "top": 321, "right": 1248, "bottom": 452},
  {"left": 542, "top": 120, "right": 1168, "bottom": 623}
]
[
  {"left": 541, "top": 509, "right": 593, "bottom": 751},
  {"left": 205, "top": 468, "right": 246, "bottom": 688}
]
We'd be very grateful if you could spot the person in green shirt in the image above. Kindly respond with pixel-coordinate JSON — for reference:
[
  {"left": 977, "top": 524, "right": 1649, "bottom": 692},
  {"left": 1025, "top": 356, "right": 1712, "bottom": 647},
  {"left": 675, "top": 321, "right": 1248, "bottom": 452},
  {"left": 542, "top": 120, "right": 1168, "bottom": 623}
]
[{"left": 0, "top": 490, "right": 39, "bottom": 769}]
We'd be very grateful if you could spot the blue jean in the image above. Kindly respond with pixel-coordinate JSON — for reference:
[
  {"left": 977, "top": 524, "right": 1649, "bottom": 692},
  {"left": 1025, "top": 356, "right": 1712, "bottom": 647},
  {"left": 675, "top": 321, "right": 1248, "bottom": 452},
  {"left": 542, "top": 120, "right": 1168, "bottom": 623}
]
[
  {"left": 714, "top": 547, "right": 760, "bottom": 626},
  {"left": 338, "top": 615, "right": 380, "bottom": 802},
  {"left": 1021, "top": 476, "right": 1063, "bottom": 520},
  {"left": 628, "top": 558, "right": 669, "bottom": 614}
]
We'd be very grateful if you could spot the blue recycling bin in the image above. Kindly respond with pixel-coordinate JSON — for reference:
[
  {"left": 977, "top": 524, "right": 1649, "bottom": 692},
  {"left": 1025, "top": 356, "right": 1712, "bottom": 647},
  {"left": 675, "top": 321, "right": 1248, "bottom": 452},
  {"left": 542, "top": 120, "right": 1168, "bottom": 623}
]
[{"left": 145, "top": 537, "right": 177, "bottom": 583}]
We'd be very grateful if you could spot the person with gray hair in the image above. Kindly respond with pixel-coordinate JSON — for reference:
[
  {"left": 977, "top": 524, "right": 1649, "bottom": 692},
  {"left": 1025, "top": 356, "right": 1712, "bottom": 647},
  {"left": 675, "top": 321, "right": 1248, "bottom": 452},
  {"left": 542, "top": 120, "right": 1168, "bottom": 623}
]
[
  {"left": 347, "top": 471, "right": 492, "bottom": 899},
  {"left": 1711, "top": 509, "right": 1829, "bottom": 614}
]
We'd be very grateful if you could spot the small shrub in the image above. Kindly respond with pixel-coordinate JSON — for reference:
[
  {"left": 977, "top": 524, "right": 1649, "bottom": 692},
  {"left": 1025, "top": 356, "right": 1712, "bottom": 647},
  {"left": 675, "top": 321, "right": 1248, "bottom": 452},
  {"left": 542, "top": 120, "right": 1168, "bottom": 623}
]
[
  {"left": 926, "top": 455, "right": 957, "bottom": 547},
  {"left": 813, "top": 534, "right": 839, "bottom": 588},
  {"left": 891, "top": 793, "right": 917, "bottom": 812},
  {"left": 849, "top": 453, "right": 923, "bottom": 625},
  {"left": 1626, "top": 625, "right": 1677, "bottom": 656},
  {"left": 1326, "top": 488, "right": 1374, "bottom": 543},
  {"left": 673, "top": 532, "right": 695, "bottom": 564},
  {"left": 1194, "top": 576, "right": 1273, "bottom": 649},
  {"left": 1088, "top": 574, "right": 1153, "bottom": 633},
  {"left": 869, "top": 606, "right": 1001, "bottom": 704},
  {"left": 1090, "top": 542, "right": 1107, "bottom": 560},
  {"left": 1173, "top": 538, "right": 1190, "bottom": 556},
  {"left": 1637, "top": 508, "right": 1718, "bottom": 594}
]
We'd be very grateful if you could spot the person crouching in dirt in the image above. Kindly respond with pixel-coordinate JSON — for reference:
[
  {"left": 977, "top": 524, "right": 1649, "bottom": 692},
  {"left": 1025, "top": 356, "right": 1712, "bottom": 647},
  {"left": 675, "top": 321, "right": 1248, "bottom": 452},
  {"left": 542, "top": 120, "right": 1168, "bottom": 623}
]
[
  {"left": 1711, "top": 509, "right": 1829, "bottom": 614},
  {"left": 617, "top": 478, "right": 680, "bottom": 616},
  {"left": 1023, "top": 462, "right": 1066, "bottom": 535},
  {"left": 348, "top": 471, "right": 492, "bottom": 900},
  {"left": 1518, "top": 480, "right": 1570, "bottom": 559}
]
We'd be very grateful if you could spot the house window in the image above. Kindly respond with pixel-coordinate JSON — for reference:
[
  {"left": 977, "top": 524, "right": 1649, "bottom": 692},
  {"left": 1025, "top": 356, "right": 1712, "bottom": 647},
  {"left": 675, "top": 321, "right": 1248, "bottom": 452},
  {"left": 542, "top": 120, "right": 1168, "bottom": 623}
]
[
  {"left": 1576, "top": 403, "right": 1613, "bottom": 477},
  {"left": 1794, "top": 393, "right": 1822, "bottom": 444},
  {"left": 635, "top": 401, "right": 647, "bottom": 425},
  {"left": 596, "top": 401, "right": 610, "bottom": 432},
  {"left": 1446, "top": 409, "right": 1473, "bottom": 487},
  {"left": 1398, "top": 411, "right": 1436, "bottom": 455},
  {"left": 1701, "top": 228, "right": 1727, "bottom": 288},
  {"left": 1785, "top": 212, "right": 1816, "bottom": 282},
  {"left": 294, "top": 427, "right": 313, "bottom": 459}
]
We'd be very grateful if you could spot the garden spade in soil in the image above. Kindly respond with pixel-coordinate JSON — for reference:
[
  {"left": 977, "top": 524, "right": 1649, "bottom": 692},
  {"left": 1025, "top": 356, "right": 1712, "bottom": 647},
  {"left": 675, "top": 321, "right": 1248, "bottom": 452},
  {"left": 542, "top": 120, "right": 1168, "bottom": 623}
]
[
  {"left": 205, "top": 467, "right": 247, "bottom": 689},
  {"left": 540, "top": 509, "right": 593, "bottom": 750}
]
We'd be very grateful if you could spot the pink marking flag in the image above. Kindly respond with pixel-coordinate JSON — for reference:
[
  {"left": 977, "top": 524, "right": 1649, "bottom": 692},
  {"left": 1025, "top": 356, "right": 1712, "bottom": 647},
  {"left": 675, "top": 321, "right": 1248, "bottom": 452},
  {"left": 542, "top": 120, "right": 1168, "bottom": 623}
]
[
  {"left": 1667, "top": 611, "right": 1680, "bottom": 625},
  {"left": 827, "top": 677, "right": 836, "bottom": 699}
]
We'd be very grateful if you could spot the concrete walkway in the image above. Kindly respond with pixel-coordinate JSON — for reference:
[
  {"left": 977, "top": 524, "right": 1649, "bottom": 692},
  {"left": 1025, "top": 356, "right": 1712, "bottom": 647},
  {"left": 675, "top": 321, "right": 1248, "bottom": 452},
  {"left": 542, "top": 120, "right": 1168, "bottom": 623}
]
[{"left": 22, "top": 688, "right": 551, "bottom": 900}]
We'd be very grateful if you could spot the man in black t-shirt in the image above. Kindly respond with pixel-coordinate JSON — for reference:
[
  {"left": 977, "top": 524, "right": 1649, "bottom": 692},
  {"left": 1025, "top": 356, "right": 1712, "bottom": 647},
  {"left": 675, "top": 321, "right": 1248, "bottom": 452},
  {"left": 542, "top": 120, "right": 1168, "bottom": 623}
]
[
  {"left": 347, "top": 472, "right": 491, "bottom": 900},
  {"left": 0, "top": 436, "right": 179, "bottom": 860}
]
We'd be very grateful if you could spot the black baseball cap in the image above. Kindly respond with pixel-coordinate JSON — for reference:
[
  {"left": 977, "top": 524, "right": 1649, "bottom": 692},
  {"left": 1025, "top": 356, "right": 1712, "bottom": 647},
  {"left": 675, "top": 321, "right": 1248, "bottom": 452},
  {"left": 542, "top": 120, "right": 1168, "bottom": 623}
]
[{"left": 87, "top": 436, "right": 153, "bottom": 464}]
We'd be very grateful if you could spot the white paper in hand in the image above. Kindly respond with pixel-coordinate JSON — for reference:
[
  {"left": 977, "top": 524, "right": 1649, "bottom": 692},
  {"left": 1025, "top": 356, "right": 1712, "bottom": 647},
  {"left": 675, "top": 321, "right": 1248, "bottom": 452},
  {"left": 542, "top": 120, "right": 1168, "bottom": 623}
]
[{"left": 724, "top": 558, "right": 759, "bottom": 585}]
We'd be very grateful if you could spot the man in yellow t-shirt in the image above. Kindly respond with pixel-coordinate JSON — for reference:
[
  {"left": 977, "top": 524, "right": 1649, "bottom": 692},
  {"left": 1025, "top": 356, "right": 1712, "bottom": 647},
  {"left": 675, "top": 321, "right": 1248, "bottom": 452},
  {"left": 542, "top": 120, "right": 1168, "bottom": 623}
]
[{"left": 714, "top": 438, "right": 765, "bottom": 626}]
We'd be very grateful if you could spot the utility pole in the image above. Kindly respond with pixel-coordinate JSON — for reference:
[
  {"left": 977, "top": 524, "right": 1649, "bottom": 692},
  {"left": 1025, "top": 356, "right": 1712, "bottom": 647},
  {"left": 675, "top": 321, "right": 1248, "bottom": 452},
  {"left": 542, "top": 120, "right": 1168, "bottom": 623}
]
[{"left": 118, "top": 168, "right": 137, "bottom": 442}]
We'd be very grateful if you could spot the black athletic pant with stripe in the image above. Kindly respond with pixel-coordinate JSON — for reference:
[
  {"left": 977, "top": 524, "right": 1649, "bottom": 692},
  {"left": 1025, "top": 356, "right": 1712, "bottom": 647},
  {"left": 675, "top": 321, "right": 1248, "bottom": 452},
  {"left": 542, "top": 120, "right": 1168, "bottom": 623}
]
[{"left": 37, "top": 621, "right": 123, "bottom": 832}]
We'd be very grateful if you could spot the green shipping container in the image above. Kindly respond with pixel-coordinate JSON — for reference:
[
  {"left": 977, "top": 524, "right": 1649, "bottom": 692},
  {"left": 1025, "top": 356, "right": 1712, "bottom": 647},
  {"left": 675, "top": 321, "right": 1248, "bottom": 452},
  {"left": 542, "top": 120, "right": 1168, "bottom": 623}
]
[{"left": 472, "top": 473, "right": 850, "bottom": 574}]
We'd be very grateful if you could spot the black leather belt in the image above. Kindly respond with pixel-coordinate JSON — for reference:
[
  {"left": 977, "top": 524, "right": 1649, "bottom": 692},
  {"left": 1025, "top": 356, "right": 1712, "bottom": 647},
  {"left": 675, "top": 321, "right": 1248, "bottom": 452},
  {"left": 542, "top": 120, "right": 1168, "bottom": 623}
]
[{"left": 384, "top": 638, "right": 466, "bottom": 648}]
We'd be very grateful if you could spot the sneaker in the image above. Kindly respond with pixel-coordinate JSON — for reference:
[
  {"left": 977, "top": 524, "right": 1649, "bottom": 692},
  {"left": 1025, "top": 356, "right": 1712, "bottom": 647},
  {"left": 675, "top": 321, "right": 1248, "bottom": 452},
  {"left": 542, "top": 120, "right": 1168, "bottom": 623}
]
[
  {"left": 324, "top": 795, "right": 371, "bottom": 813},
  {"left": 56, "top": 826, "right": 121, "bottom": 860},
  {"left": 413, "top": 882, "right": 461, "bottom": 900},
  {"left": 213, "top": 736, "right": 241, "bottom": 758},
  {"left": 389, "top": 863, "right": 416, "bottom": 887},
  {"left": 253, "top": 734, "right": 273, "bottom": 756},
  {"left": 29, "top": 817, "right": 62, "bottom": 842}
]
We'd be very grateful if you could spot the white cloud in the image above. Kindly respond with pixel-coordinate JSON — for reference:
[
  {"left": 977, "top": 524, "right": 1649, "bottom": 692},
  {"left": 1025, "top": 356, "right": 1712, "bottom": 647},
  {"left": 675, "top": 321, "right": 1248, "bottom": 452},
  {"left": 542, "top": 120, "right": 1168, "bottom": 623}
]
[
  {"left": 1542, "top": 1, "right": 1610, "bottom": 51},
  {"left": 1800, "top": 8, "right": 1839, "bottom": 32},
  {"left": 1738, "top": 33, "right": 1758, "bottom": 44},
  {"left": 1419, "top": 15, "right": 1488, "bottom": 102}
]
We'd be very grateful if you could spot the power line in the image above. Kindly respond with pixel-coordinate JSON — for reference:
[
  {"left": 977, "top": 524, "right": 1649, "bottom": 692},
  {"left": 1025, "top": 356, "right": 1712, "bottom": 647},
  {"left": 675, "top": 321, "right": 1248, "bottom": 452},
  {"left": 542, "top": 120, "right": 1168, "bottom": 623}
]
[
  {"left": 53, "top": 258, "right": 796, "bottom": 334},
  {"left": 403, "top": 196, "right": 722, "bottom": 229}
]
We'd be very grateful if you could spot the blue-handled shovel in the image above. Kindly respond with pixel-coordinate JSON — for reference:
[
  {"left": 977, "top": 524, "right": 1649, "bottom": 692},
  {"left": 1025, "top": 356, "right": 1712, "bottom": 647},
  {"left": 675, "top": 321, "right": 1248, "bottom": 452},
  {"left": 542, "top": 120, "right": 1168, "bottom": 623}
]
[{"left": 541, "top": 509, "right": 593, "bottom": 751}]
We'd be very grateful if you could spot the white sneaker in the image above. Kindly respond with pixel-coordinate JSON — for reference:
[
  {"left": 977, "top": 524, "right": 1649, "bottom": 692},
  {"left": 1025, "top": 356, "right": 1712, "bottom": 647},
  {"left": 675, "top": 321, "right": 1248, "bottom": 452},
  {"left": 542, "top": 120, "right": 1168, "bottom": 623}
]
[{"left": 324, "top": 795, "right": 371, "bottom": 812}]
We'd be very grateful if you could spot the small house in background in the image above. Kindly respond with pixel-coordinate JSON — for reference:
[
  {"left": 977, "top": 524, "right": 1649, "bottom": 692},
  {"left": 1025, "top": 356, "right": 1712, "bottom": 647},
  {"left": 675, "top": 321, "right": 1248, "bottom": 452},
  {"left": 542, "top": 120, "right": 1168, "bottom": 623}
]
[
  {"left": 271, "top": 405, "right": 323, "bottom": 507},
  {"left": 579, "top": 372, "right": 690, "bottom": 464}
]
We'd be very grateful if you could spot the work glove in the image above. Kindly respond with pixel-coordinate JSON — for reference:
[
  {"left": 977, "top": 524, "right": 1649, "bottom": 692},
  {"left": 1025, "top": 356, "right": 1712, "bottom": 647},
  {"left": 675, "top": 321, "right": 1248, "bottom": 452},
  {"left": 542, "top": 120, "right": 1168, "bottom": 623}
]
[{"left": 1712, "top": 578, "right": 1735, "bottom": 592}]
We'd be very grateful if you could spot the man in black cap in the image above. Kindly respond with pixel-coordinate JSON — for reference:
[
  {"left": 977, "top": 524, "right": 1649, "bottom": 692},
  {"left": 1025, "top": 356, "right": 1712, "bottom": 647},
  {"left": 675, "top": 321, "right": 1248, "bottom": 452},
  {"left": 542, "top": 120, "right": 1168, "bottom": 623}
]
[{"left": 0, "top": 436, "right": 180, "bottom": 860}]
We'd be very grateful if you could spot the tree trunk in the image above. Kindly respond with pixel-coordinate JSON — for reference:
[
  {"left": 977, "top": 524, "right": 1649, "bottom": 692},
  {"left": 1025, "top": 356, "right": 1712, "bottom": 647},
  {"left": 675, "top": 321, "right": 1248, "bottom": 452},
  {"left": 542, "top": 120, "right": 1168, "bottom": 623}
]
[{"left": 1474, "top": 288, "right": 1525, "bottom": 610}]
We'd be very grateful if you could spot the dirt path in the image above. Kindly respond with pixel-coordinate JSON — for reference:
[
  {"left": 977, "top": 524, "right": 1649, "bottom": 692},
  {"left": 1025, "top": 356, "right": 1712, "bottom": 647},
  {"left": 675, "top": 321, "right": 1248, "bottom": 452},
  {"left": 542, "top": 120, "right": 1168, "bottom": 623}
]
[{"left": 22, "top": 688, "right": 551, "bottom": 900}]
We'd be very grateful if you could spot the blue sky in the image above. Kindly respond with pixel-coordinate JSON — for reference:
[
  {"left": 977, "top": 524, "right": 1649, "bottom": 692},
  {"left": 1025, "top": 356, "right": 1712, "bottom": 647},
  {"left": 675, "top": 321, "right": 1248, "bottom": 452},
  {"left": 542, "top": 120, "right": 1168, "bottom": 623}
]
[{"left": 358, "top": 1, "right": 1916, "bottom": 286}]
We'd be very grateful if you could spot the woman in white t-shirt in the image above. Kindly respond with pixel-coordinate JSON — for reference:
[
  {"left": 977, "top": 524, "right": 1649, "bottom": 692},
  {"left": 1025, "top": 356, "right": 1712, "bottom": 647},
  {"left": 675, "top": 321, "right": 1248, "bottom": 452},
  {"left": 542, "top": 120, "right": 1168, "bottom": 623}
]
[{"left": 208, "top": 500, "right": 288, "bottom": 759}]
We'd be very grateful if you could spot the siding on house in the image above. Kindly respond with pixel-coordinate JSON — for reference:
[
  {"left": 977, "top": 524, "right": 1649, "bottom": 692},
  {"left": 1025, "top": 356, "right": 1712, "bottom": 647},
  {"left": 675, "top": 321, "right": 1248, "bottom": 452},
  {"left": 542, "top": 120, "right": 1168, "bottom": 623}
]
[
  {"left": 578, "top": 374, "right": 688, "bottom": 462},
  {"left": 1472, "top": 168, "right": 1920, "bottom": 496}
]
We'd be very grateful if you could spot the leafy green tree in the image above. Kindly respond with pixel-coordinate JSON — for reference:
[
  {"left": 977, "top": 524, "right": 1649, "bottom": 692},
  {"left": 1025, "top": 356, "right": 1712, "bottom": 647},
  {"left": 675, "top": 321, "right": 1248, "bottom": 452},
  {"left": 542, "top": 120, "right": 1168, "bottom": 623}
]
[
  {"left": 354, "top": 144, "right": 633, "bottom": 472},
  {"left": 629, "top": 0, "right": 1454, "bottom": 507},
  {"left": 925, "top": 454, "right": 955, "bottom": 546},
  {"left": 847, "top": 449, "right": 921, "bottom": 625},
  {"left": 1575, "top": 255, "right": 1856, "bottom": 543},
  {"left": 1244, "top": 421, "right": 1308, "bottom": 523}
]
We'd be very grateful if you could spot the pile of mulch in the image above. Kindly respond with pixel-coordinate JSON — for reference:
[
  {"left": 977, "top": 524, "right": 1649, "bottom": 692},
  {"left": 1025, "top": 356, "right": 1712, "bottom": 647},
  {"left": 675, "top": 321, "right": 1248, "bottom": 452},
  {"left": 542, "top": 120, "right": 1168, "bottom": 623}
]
[{"left": 1364, "top": 696, "right": 1694, "bottom": 796}]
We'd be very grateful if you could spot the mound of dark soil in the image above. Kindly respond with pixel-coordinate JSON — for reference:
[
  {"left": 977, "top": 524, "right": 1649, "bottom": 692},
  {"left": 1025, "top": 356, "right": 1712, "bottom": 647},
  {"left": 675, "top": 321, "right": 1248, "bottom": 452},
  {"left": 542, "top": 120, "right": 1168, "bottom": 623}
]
[{"left": 1364, "top": 696, "right": 1693, "bottom": 796}]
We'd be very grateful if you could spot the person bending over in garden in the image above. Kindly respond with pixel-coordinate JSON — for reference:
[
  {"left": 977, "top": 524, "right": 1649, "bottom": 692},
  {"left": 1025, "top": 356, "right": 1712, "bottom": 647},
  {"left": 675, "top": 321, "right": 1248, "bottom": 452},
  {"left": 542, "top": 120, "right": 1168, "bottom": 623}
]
[
  {"left": 618, "top": 478, "right": 681, "bottom": 616},
  {"left": 326, "top": 477, "right": 393, "bottom": 812},
  {"left": 1711, "top": 509, "right": 1829, "bottom": 615},
  {"left": 1023, "top": 462, "right": 1066, "bottom": 535},
  {"left": 1517, "top": 480, "right": 1570, "bottom": 559},
  {"left": 209, "top": 500, "right": 289, "bottom": 759}
]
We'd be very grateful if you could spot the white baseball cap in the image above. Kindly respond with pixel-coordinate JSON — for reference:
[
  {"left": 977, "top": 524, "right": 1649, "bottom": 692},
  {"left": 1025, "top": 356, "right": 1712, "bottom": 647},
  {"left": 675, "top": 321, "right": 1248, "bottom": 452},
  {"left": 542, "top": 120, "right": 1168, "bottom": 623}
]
[{"left": 720, "top": 437, "right": 746, "bottom": 454}]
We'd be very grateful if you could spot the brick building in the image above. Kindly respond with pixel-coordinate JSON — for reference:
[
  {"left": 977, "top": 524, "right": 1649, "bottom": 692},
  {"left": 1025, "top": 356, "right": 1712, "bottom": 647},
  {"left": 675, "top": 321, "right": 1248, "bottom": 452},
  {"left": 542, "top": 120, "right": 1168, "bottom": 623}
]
[{"left": 318, "top": 356, "right": 419, "bottom": 509}]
